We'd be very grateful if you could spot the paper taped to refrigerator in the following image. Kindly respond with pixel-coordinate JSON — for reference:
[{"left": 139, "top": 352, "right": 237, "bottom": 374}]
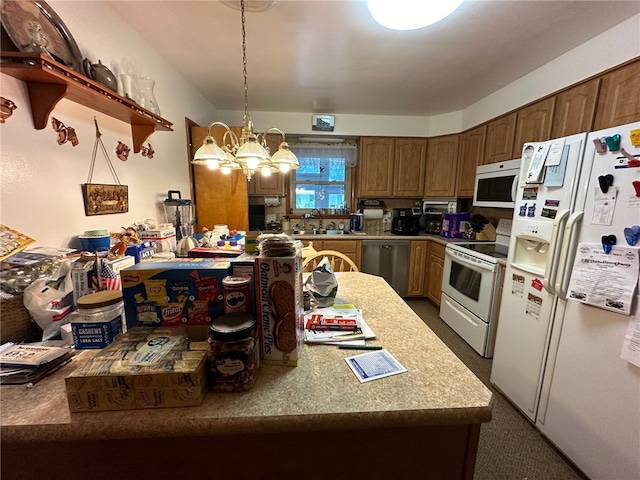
[{"left": 567, "top": 243, "right": 638, "bottom": 315}]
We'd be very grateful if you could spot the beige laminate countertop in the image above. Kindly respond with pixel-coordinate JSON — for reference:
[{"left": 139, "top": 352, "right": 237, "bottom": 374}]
[
  {"left": 1, "top": 272, "right": 493, "bottom": 444},
  {"left": 290, "top": 231, "right": 455, "bottom": 245}
]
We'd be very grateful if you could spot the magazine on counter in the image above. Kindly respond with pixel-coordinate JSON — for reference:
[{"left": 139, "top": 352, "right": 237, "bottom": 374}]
[{"left": 303, "top": 304, "right": 376, "bottom": 345}]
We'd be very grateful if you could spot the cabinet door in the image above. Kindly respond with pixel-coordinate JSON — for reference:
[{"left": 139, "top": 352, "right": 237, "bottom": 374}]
[
  {"left": 425, "top": 242, "right": 445, "bottom": 305},
  {"left": 424, "top": 134, "right": 459, "bottom": 197},
  {"left": 456, "top": 125, "right": 486, "bottom": 198},
  {"left": 594, "top": 60, "right": 640, "bottom": 130},
  {"left": 358, "top": 137, "right": 394, "bottom": 197},
  {"left": 513, "top": 97, "right": 556, "bottom": 152},
  {"left": 407, "top": 241, "right": 428, "bottom": 296},
  {"left": 393, "top": 138, "right": 427, "bottom": 197},
  {"left": 551, "top": 78, "right": 600, "bottom": 138},
  {"left": 190, "top": 125, "right": 248, "bottom": 232},
  {"left": 248, "top": 133, "right": 286, "bottom": 196},
  {"left": 321, "top": 239, "right": 361, "bottom": 268},
  {"left": 484, "top": 113, "right": 516, "bottom": 164}
]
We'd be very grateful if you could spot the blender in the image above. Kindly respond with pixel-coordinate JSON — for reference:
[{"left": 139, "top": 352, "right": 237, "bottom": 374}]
[{"left": 163, "top": 190, "right": 198, "bottom": 256}]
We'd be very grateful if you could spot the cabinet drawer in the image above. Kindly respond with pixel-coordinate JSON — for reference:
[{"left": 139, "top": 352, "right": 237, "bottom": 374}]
[{"left": 429, "top": 241, "right": 446, "bottom": 260}]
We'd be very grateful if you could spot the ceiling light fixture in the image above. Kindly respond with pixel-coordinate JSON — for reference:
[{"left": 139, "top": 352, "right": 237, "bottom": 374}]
[
  {"left": 367, "top": 0, "right": 464, "bottom": 30},
  {"left": 191, "top": 0, "right": 298, "bottom": 181}
]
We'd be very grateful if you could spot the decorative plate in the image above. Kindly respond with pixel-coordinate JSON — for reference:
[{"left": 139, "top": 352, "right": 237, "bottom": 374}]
[{"left": 0, "top": 0, "right": 83, "bottom": 73}]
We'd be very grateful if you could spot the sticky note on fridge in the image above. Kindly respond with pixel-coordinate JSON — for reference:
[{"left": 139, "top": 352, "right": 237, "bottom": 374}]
[{"left": 630, "top": 128, "right": 640, "bottom": 147}]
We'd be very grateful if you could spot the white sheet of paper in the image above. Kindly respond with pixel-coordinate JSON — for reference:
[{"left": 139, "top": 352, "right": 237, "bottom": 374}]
[
  {"left": 526, "top": 142, "right": 551, "bottom": 184},
  {"left": 344, "top": 349, "right": 407, "bottom": 383},
  {"left": 591, "top": 187, "right": 617, "bottom": 226},
  {"left": 621, "top": 313, "right": 640, "bottom": 367},
  {"left": 544, "top": 138, "right": 565, "bottom": 166},
  {"left": 567, "top": 243, "right": 639, "bottom": 315}
]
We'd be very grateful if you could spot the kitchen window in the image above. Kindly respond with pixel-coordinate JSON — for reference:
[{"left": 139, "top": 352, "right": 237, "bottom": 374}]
[{"left": 288, "top": 142, "right": 357, "bottom": 214}]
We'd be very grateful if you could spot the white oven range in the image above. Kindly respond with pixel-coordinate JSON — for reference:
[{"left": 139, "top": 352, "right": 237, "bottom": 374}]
[{"left": 440, "top": 219, "right": 511, "bottom": 358}]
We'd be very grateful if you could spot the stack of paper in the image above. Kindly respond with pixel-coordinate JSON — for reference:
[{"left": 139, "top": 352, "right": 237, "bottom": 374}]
[
  {"left": 303, "top": 304, "right": 376, "bottom": 346},
  {"left": 0, "top": 342, "right": 74, "bottom": 385}
]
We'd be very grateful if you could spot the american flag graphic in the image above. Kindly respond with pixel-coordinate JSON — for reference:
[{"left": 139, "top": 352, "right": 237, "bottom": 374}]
[{"left": 92, "top": 258, "right": 121, "bottom": 291}]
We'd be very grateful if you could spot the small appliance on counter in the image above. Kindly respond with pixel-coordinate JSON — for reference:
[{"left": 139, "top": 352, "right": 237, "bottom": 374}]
[
  {"left": 163, "top": 190, "right": 198, "bottom": 257},
  {"left": 391, "top": 207, "right": 420, "bottom": 236}
]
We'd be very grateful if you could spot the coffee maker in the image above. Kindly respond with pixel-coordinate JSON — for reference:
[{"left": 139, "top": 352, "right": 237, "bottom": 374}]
[{"left": 391, "top": 208, "right": 420, "bottom": 235}]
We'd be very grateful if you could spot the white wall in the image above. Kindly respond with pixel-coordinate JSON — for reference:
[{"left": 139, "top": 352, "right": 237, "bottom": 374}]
[
  {"left": 0, "top": 1, "right": 216, "bottom": 249},
  {"left": 1, "top": 5, "right": 638, "bottom": 251}
]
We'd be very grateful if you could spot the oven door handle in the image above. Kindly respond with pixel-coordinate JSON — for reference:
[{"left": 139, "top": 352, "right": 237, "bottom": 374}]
[{"left": 445, "top": 250, "right": 496, "bottom": 272}]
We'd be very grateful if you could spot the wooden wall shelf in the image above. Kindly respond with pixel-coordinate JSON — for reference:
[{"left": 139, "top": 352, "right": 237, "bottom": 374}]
[{"left": 0, "top": 52, "right": 173, "bottom": 153}]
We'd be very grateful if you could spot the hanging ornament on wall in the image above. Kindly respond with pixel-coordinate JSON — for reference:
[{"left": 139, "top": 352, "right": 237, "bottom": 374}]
[
  {"left": 115, "top": 141, "right": 130, "bottom": 161},
  {"left": 0, "top": 97, "right": 17, "bottom": 123},
  {"left": 51, "top": 117, "right": 79, "bottom": 146},
  {"left": 140, "top": 143, "right": 154, "bottom": 159}
]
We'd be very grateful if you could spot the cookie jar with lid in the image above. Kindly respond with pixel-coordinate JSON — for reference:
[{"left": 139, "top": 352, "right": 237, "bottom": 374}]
[{"left": 207, "top": 312, "right": 259, "bottom": 391}]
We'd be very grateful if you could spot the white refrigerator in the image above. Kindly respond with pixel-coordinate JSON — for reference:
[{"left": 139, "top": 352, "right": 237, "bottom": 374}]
[{"left": 490, "top": 122, "right": 640, "bottom": 480}]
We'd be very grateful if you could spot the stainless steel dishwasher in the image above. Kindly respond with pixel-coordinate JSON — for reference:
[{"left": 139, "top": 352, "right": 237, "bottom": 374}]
[{"left": 361, "top": 239, "right": 409, "bottom": 296}]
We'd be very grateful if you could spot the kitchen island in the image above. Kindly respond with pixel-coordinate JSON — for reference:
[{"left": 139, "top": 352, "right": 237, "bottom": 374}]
[{"left": 1, "top": 272, "right": 493, "bottom": 480}]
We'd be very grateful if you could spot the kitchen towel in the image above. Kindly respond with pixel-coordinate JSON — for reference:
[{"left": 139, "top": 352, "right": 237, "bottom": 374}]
[{"left": 363, "top": 208, "right": 383, "bottom": 219}]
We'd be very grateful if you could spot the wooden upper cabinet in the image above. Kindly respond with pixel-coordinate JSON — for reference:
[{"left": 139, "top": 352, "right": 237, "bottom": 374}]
[
  {"left": 513, "top": 97, "right": 556, "bottom": 153},
  {"left": 425, "top": 134, "right": 459, "bottom": 197},
  {"left": 456, "top": 125, "right": 486, "bottom": 198},
  {"left": 551, "top": 78, "right": 600, "bottom": 138},
  {"left": 594, "top": 60, "right": 640, "bottom": 130},
  {"left": 393, "top": 138, "right": 427, "bottom": 197},
  {"left": 358, "top": 137, "right": 395, "bottom": 197},
  {"left": 484, "top": 112, "right": 516, "bottom": 164},
  {"left": 248, "top": 133, "right": 286, "bottom": 196}
]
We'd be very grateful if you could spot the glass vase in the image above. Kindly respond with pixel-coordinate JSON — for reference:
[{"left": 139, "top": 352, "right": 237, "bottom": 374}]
[{"left": 134, "top": 76, "right": 160, "bottom": 116}]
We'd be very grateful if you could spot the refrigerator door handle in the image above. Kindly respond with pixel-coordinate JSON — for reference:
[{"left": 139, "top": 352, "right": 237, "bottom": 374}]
[
  {"left": 543, "top": 209, "right": 570, "bottom": 294},
  {"left": 554, "top": 211, "right": 584, "bottom": 299}
]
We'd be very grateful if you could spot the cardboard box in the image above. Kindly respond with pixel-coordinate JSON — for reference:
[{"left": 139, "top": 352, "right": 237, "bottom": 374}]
[
  {"left": 126, "top": 241, "right": 157, "bottom": 263},
  {"left": 120, "top": 259, "right": 231, "bottom": 332},
  {"left": 255, "top": 253, "right": 303, "bottom": 366},
  {"left": 140, "top": 228, "right": 177, "bottom": 253},
  {"left": 71, "top": 256, "right": 134, "bottom": 306},
  {"left": 65, "top": 327, "right": 207, "bottom": 412},
  {"left": 440, "top": 213, "right": 471, "bottom": 238}
]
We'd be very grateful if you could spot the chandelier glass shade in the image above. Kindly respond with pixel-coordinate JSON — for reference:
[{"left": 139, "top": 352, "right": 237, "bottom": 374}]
[{"left": 191, "top": 0, "right": 299, "bottom": 181}]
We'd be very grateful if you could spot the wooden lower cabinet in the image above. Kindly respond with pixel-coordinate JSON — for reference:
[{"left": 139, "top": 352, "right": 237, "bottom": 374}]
[
  {"left": 426, "top": 242, "right": 446, "bottom": 307},
  {"left": 300, "top": 239, "right": 361, "bottom": 269},
  {"left": 407, "top": 241, "right": 429, "bottom": 296}
]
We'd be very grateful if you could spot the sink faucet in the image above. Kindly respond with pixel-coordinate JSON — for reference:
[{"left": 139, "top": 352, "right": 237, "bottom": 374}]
[{"left": 310, "top": 208, "right": 323, "bottom": 228}]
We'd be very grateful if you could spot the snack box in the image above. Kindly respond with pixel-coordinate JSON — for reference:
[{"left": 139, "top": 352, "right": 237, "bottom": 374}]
[
  {"left": 71, "top": 255, "right": 134, "bottom": 306},
  {"left": 255, "top": 253, "right": 303, "bottom": 366},
  {"left": 125, "top": 241, "right": 157, "bottom": 263},
  {"left": 120, "top": 259, "right": 231, "bottom": 336},
  {"left": 440, "top": 212, "right": 471, "bottom": 238},
  {"left": 65, "top": 326, "right": 208, "bottom": 412}
]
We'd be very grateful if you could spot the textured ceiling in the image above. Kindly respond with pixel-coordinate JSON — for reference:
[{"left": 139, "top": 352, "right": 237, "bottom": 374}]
[{"left": 107, "top": 0, "right": 640, "bottom": 116}]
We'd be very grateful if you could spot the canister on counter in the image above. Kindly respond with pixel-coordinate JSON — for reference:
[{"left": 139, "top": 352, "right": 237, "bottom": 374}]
[
  {"left": 70, "top": 290, "right": 125, "bottom": 349},
  {"left": 207, "top": 312, "right": 259, "bottom": 391},
  {"left": 222, "top": 274, "right": 251, "bottom": 314}
]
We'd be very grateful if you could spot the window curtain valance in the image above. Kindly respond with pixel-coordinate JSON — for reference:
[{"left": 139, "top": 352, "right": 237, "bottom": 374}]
[{"left": 289, "top": 143, "right": 358, "bottom": 168}]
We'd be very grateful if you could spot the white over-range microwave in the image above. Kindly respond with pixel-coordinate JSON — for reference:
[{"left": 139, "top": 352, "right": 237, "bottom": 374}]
[{"left": 472, "top": 158, "right": 521, "bottom": 208}]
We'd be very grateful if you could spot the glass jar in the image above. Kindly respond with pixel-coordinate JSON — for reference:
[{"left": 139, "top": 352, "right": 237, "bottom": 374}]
[
  {"left": 208, "top": 312, "right": 258, "bottom": 392},
  {"left": 134, "top": 76, "right": 161, "bottom": 115}
]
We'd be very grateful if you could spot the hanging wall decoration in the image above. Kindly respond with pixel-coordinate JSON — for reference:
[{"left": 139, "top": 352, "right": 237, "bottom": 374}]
[
  {"left": 81, "top": 117, "right": 129, "bottom": 216},
  {"left": 115, "top": 141, "right": 130, "bottom": 161},
  {"left": 51, "top": 117, "right": 79, "bottom": 146},
  {"left": 0, "top": 97, "right": 17, "bottom": 123},
  {"left": 140, "top": 143, "right": 154, "bottom": 159}
]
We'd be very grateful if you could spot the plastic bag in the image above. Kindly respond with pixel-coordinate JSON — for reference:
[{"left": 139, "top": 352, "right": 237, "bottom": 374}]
[
  {"left": 304, "top": 257, "right": 338, "bottom": 308},
  {"left": 23, "top": 259, "right": 74, "bottom": 340}
]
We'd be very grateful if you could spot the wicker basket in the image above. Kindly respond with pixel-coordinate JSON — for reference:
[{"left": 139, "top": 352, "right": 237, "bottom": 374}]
[{"left": 0, "top": 294, "right": 40, "bottom": 343}]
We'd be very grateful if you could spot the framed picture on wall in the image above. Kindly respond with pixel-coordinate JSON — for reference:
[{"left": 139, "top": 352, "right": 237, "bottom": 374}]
[{"left": 81, "top": 183, "right": 129, "bottom": 216}]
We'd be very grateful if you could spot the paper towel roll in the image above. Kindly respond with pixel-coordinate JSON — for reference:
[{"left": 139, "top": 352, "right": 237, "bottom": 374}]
[
  {"left": 363, "top": 208, "right": 384, "bottom": 219},
  {"left": 264, "top": 196, "right": 280, "bottom": 206}
]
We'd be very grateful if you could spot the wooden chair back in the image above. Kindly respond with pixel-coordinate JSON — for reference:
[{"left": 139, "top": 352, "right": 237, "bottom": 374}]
[{"left": 302, "top": 250, "right": 359, "bottom": 272}]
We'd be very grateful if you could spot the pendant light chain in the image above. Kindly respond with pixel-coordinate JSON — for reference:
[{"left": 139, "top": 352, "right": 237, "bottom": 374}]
[{"left": 241, "top": 0, "right": 250, "bottom": 124}]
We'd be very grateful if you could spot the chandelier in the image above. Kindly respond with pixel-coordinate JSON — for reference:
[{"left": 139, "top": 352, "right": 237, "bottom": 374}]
[{"left": 191, "top": 0, "right": 299, "bottom": 181}]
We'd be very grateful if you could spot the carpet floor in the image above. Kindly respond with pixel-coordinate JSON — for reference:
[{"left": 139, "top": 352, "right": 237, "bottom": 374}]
[{"left": 405, "top": 298, "right": 589, "bottom": 480}]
